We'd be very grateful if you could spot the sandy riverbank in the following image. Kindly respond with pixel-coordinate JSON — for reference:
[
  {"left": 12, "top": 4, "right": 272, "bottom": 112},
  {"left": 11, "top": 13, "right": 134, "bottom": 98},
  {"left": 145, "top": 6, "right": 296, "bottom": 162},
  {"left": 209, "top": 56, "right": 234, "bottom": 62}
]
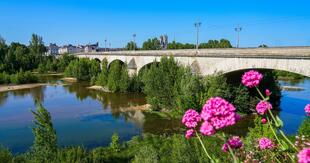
[
  {"left": 119, "top": 104, "right": 151, "bottom": 112},
  {"left": 0, "top": 83, "right": 69, "bottom": 93},
  {"left": 61, "top": 77, "right": 78, "bottom": 82},
  {"left": 0, "top": 83, "right": 46, "bottom": 92},
  {"left": 87, "top": 85, "right": 111, "bottom": 92}
]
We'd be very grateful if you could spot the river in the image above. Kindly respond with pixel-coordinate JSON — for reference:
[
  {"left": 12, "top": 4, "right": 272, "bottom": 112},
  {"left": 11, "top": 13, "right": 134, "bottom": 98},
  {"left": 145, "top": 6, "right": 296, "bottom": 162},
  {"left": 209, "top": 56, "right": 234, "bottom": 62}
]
[{"left": 0, "top": 76, "right": 308, "bottom": 153}]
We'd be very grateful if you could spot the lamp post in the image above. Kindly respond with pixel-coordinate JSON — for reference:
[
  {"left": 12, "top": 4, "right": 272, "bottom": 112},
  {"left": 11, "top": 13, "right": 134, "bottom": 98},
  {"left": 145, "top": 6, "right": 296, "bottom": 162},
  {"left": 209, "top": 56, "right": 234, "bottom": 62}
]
[
  {"left": 104, "top": 38, "right": 107, "bottom": 51},
  {"left": 235, "top": 26, "right": 242, "bottom": 48},
  {"left": 133, "top": 34, "right": 136, "bottom": 50},
  {"left": 194, "top": 22, "right": 201, "bottom": 50}
]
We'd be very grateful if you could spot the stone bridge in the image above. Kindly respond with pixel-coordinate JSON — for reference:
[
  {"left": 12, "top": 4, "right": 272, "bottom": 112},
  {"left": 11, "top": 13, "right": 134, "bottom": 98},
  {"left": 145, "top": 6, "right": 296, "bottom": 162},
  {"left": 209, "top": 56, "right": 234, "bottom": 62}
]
[{"left": 77, "top": 47, "right": 310, "bottom": 77}]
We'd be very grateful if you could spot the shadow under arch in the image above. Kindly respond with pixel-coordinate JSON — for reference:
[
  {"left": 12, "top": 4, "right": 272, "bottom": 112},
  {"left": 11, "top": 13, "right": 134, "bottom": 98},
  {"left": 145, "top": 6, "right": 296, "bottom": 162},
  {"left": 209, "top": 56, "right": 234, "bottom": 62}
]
[
  {"left": 108, "top": 59, "right": 125, "bottom": 70},
  {"left": 94, "top": 58, "right": 101, "bottom": 63},
  {"left": 137, "top": 61, "right": 160, "bottom": 76}
]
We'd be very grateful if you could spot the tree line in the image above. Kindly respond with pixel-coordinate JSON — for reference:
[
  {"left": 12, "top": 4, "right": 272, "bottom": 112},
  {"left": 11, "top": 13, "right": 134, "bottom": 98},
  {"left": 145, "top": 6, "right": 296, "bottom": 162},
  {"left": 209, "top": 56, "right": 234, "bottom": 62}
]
[
  {"left": 0, "top": 34, "right": 77, "bottom": 84},
  {"left": 126, "top": 38, "right": 233, "bottom": 50}
]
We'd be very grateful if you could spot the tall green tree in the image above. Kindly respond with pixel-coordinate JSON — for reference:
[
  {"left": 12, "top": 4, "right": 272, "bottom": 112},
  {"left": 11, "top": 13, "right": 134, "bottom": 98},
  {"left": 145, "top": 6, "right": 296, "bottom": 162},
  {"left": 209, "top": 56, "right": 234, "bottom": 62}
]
[
  {"left": 29, "top": 34, "right": 46, "bottom": 66},
  {"left": 126, "top": 41, "right": 138, "bottom": 50},
  {"left": 142, "top": 56, "right": 181, "bottom": 111},
  {"left": 142, "top": 38, "right": 161, "bottom": 50},
  {"left": 96, "top": 58, "right": 109, "bottom": 86},
  {"left": 107, "top": 61, "right": 129, "bottom": 92},
  {"left": 31, "top": 104, "right": 57, "bottom": 163}
]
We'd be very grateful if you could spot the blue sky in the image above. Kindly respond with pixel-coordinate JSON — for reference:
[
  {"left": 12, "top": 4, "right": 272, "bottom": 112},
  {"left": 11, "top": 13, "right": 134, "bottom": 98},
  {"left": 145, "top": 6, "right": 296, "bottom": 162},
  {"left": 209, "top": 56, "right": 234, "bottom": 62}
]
[{"left": 0, "top": 0, "right": 310, "bottom": 47}]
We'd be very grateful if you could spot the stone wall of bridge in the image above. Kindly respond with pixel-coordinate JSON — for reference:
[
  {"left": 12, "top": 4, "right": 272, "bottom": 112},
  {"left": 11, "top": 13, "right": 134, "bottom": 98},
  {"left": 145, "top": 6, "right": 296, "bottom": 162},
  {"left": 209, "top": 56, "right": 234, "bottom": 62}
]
[{"left": 77, "top": 53, "right": 310, "bottom": 77}]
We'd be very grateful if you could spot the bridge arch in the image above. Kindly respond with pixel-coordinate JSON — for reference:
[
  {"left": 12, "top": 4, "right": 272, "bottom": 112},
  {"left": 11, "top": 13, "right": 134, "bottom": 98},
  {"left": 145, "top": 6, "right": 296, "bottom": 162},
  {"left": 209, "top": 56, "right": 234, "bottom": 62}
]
[
  {"left": 108, "top": 59, "right": 125, "bottom": 70},
  {"left": 138, "top": 61, "right": 160, "bottom": 76}
]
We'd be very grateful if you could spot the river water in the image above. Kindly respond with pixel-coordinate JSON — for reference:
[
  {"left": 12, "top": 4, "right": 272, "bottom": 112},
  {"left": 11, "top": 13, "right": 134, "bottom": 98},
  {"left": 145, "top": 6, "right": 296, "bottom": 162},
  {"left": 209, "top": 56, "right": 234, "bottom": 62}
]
[{"left": 0, "top": 76, "right": 308, "bottom": 153}]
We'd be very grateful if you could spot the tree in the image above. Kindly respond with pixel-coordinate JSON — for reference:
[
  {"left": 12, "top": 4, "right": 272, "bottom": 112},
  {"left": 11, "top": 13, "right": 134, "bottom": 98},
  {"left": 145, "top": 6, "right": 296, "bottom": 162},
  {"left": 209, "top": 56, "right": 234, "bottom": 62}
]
[
  {"left": 142, "top": 56, "right": 181, "bottom": 111},
  {"left": 29, "top": 34, "right": 46, "bottom": 66},
  {"left": 107, "top": 61, "right": 129, "bottom": 92},
  {"left": 126, "top": 41, "right": 138, "bottom": 50},
  {"left": 31, "top": 104, "right": 57, "bottom": 162},
  {"left": 96, "top": 58, "right": 109, "bottom": 86},
  {"left": 142, "top": 38, "right": 161, "bottom": 50},
  {"left": 110, "top": 133, "right": 120, "bottom": 152}
]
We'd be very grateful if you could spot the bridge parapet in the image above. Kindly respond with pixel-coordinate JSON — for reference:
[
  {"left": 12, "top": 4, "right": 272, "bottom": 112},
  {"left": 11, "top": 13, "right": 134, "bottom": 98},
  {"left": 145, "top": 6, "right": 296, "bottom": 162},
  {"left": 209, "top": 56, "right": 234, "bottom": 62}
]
[{"left": 77, "top": 47, "right": 310, "bottom": 59}]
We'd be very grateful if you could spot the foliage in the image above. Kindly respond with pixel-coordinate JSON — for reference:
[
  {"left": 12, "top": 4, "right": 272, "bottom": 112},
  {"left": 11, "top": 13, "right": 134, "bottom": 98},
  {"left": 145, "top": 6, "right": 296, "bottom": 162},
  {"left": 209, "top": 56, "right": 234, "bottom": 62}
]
[
  {"left": 107, "top": 61, "right": 129, "bottom": 92},
  {"left": 64, "top": 58, "right": 100, "bottom": 80},
  {"left": 142, "top": 38, "right": 161, "bottom": 50},
  {"left": 274, "top": 70, "right": 305, "bottom": 80},
  {"left": 0, "top": 147, "right": 13, "bottom": 163},
  {"left": 95, "top": 58, "right": 109, "bottom": 86},
  {"left": 126, "top": 41, "right": 138, "bottom": 50},
  {"left": 199, "top": 39, "right": 232, "bottom": 48},
  {"left": 31, "top": 104, "right": 57, "bottom": 163},
  {"left": 110, "top": 133, "right": 121, "bottom": 152},
  {"left": 298, "top": 117, "right": 310, "bottom": 137},
  {"left": 142, "top": 56, "right": 181, "bottom": 111},
  {"left": 0, "top": 70, "right": 38, "bottom": 84},
  {"left": 258, "top": 44, "right": 268, "bottom": 48},
  {"left": 167, "top": 41, "right": 195, "bottom": 49}
]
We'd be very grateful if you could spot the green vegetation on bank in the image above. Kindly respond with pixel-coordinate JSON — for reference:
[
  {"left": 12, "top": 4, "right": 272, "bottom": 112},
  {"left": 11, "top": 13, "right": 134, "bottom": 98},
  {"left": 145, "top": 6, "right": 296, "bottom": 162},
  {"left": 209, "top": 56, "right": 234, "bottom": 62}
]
[
  {"left": 0, "top": 70, "right": 38, "bottom": 84},
  {"left": 0, "top": 35, "right": 77, "bottom": 85},
  {"left": 64, "top": 56, "right": 281, "bottom": 115},
  {"left": 274, "top": 70, "right": 305, "bottom": 80},
  {"left": 0, "top": 105, "right": 307, "bottom": 162}
]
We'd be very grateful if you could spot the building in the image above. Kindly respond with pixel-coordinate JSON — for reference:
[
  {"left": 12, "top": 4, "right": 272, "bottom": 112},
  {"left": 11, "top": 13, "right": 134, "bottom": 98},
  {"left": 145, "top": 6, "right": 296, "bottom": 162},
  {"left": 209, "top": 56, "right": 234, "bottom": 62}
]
[
  {"left": 58, "top": 44, "right": 83, "bottom": 54},
  {"left": 46, "top": 43, "right": 59, "bottom": 55},
  {"left": 84, "top": 42, "right": 99, "bottom": 53}
]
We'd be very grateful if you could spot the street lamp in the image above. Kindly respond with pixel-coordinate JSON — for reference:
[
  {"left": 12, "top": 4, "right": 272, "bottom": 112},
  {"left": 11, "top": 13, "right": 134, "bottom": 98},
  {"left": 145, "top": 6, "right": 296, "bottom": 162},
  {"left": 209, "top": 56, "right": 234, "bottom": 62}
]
[
  {"left": 104, "top": 38, "right": 107, "bottom": 51},
  {"left": 133, "top": 34, "right": 136, "bottom": 50},
  {"left": 194, "top": 22, "right": 201, "bottom": 50},
  {"left": 235, "top": 26, "right": 242, "bottom": 48}
]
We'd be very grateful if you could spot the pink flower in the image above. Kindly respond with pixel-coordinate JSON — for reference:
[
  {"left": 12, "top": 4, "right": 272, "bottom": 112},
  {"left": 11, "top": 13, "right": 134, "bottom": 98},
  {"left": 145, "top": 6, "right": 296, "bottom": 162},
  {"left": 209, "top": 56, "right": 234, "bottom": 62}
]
[
  {"left": 256, "top": 101, "right": 272, "bottom": 115},
  {"left": 222, "top": 136, "right": 243, "bottom": 152},
  {"left": 261, "top": 118, "right": 267, "bottom": 124},
  {"left": 185, "top": 129, "right": 195, "bottom": 139},
  {"left": 259, "top": 138, "right": 274, "bottom": 150},
  {"left": 242, "top": 70, "right": 263, "bottom": 88},
  {"left": 297, "top": 148, "right": 310, "bottom": 163},
  {"left": 200, "top": 121, "right": 215, "bottom": 136},
  {"left": 265, "top": 89, "right": 271, "bottom": 96},
  {"left": 182, "top": 109, "right": 201, "bottom": 128},
  {"left": 201, "top": 97, "right": 240, "bottom": 130},
  {"left": 305, "top": 104, "right": 310, "bottom": 116}
]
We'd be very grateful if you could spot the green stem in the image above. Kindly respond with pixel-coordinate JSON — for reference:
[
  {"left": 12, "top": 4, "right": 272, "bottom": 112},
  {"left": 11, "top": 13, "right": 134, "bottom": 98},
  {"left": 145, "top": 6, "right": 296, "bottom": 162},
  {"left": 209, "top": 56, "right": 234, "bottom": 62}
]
[
  {"left": 227, "top": 142, "right": 239, "bottom": 163},
  {"left": 255, "top": 86, "right": 266, "bottom": 100},
  {"left": 195, "top": 131, "right": 214, "bottom": 162},
  {"left": 279, "top": 130, "right": 298, "bottom": 151},
  {"left": 222, "top": 133, "right": 238, "bottom": 163},
  {"left": 266, "top": 116, "right": 284, "bottom": 149},
  {"left": 267, "top": 108, "right": 280, "bottom": 127}
]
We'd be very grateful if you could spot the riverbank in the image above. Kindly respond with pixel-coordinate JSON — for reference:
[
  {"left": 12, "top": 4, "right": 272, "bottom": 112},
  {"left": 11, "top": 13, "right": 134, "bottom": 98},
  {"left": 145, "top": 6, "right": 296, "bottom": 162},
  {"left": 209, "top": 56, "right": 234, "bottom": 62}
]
[
  {"left": 0, "top": 83, "right": 46, "bottom": 92},
  {"left": 87, "top": 85, "right": 111, "bottom": 92},
  {"left": 0, "top": 83, "right": 68, "bottom": 93},
  {"left": 61, "top": 77, "right": 78, "bottom": 82}
]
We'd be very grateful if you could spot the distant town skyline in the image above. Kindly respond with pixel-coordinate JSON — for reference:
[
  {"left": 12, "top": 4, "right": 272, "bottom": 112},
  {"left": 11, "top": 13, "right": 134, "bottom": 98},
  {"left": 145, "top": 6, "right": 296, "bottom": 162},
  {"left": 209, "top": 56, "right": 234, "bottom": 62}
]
[{"left": 1, "top": 0, "right": 310, "bottom": 48}]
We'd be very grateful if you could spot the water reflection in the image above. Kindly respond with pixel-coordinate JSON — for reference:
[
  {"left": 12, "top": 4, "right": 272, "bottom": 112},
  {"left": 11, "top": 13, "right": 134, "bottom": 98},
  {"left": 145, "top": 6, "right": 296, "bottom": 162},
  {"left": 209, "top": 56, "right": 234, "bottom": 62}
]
[{"left": 0, "top": 76, "right": 308, "bottom": 153}]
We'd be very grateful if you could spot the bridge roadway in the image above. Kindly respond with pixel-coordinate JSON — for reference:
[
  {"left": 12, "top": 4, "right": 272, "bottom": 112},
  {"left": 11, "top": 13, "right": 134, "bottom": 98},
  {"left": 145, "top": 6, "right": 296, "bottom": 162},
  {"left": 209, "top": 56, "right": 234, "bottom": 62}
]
[{"left": 77, "top": 47, "right": 310, "bottom": 77}]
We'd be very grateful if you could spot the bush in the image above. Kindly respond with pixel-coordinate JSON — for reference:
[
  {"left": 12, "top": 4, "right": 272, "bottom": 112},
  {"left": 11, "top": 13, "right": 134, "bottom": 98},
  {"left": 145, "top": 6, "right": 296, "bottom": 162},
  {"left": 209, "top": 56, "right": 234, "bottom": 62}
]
[
  {"left": 0, "top": 147, "right": 13, "bottom": 163},
  {"left": 64, "top": 58, "right": 100, "bottom": 81},
  {"left": 107, "top": 61, "right": 129, "bottom": 92},
  {"left": 298, "top": 117, "right": 310, "bottom": 137}
]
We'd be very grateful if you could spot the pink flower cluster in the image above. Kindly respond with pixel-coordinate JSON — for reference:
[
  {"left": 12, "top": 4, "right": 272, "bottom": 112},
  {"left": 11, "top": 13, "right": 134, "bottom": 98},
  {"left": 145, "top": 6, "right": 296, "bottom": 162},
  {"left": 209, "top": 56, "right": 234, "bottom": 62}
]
[
  {"left": 258, "top": 137, "right": 274, "bottom": 150},
  {"left": 222, "top": 136, "right": 243, "bottom": 152},
  {"left": 200, "top": 121, "right": 216, "bottom": 136},
  {"left": 201, "top": 97, "right": 240, "bottom": 131},
  {"left": 305, "top": 104, "right": 310, "bottom": 116},
  {"left": 256, "top": 101, "right": 273, "bottom": 115},
  {"left": 242, "top": 70, "right": 263, "bottom": 88},
  {"left": 185, "top": 129, "right": 195, "bottom": 139},
  {"left": 298, "top": 148, "right": 310, "bottom": 163},
  {"left": 182, "top": 109, "right": 201, "bottom": 128}
]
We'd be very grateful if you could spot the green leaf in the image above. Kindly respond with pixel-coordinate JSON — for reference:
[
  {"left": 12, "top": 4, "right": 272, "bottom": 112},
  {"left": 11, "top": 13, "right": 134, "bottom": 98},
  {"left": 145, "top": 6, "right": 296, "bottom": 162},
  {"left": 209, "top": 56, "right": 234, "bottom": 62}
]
[{"left": 275, "top": 116, "right": 284, "bottom": 128}]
